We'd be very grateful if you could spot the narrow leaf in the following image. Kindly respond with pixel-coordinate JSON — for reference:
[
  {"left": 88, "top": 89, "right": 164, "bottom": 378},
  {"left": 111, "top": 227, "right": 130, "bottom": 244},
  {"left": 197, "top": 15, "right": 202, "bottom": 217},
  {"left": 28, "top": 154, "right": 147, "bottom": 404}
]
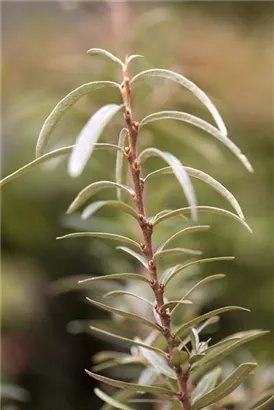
[
  {"left": 191, "top": 367, "right": 222, "bottom": 403},
  {"left": 78, "top": 273, "right": 149, "bottom": 284},
  {"left": 157, "top": 225, "right": 210, "bottom": 252},
  {"left": 56, "top": 232, "right": 140, "bottom": 250},
  {"left": 192, "top": 362, "right": 257, "bottom": 410},
  {"left": 86, "top": 297, "right": 160, "bottom": 330},
  {"left": 252, "top": 395, "right": 274, "bottom": 410},
  {"left": 169, "top": 349, "right": 188, "bottom": 366},
  {"left": 154, "top": 247, "right": 202, "bottom": 263},
  {"left": 104, "top": 290, "right": 153, "bottom": 307},
  {"left": 178, "top": 317, "right": 220, "bottom": 350},
  {"left": 81, "top": 200, "right": 137, "bottom": 220},
  {"left": 138, "top": 346, "right": 177, "bottom": 380},
  {"left": 138, "top": 148, "right": 197, "bottom": 220},
  {"left": 68, "top": 104, "right": 123, "bottom": 177},
  {"left": 94, "top": 388, "right": 135, "bottom": 410},
  {"left": 86, "top": 48, "right": 124, "bottom": 67},
  {"left": 131, "top": 68, "right": 227, "bottom": 137},
  {"left": 67, "top": 181, "right": 134, "bottom": 214},
  {"left": 116, "top": 128, "right": 128, "bottom": 201},
  {"left": 117, "top": 246, "right": 148, "bottom": 268},
  {"left": 190, "top": 328, "right": 200, "bottom": 353},
  {"left": 127, "top": 54, "right": 144, "bottom": 63},
  {"left": 36, "top": 81, "right": 120, "bottom": 157},
  {"left": 161, "top": 300, "right": 193, "bottom": 310}
]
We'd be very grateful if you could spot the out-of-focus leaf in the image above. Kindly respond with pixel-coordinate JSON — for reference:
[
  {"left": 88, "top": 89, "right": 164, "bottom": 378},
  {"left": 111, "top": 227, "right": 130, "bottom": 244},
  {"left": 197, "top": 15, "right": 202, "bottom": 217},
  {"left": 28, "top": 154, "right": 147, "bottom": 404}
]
[
  {"left": 92, "top": 357, "right": 138, "bottom": 373},
  {"left": 36, "top": 81, "right": 120, "bottom": 157},
  {"left": 140, "top": 111, "right": 253, "bottom": 173},
  {"left": 169, "top": 349, "right": 188, "bottom": 366},
  {"left": 78, "top": 273, "right": 149, "bottom": 284},
  {"left": 175, "top": 306, "right": 250, "bottom": 337},
  {"left": 189, "top": 354, "right": 206, "bottom": 365},
  {"left": 157, "top": 225, "right": 210, "bottom": 252},
  {"left": 101, "top": 390, "right": 138, "bottom": 410},
  {"left": 89, "top": 325, "right": 165, "bottom": 355},
  {"left": 115, "top": 128, "right": 128, "bottom": 201},
  {"left": 81, "top": 200, "right": 137, "bottom": 220},
  {"left": 192, "top": 363, "right": 257, "bottom": 410},
  {"left": 252, "top": 395, "right": 274, "bottom": 410},
  {"left": 131, "top": 68, "right": 227, "bottom": 137},
  {"left": 153, "top": 206, "right": 252, "bottom": 233},
  {"left": 137, "top": 368, "right": 157, "bottom": 386},
  {"left": 56, "top": 232, "right": 140, "bottom": 250},
  {"left": 67, "top": 181, "right": 134, "bottom": 214},
  {"left": 161, "top": 300, "right": 193, "bottom": 310},
  {"left": 127, "top": 54, "right": 144, "bottom": 63},
  {"left": 117, "top": 246, "right": 148, "bottom": 268},
  {"left": 190, "top": 328, "right": 200, "bottom": 353},
  {"left": 138, "top": 148, "right": 197, "bottom": 220},
  {"left": 86, "top": 297, "right": 160, "bottom": 330},
  {"left": 68, "top": 104, "right": 123, "bottom": 177},
  {"left": 138, "top": 346, "right": 177, "bottom": 380},
  {"left": 154, "top": 247, "right": 202, "bottom": 263},
  {"left": 104, "top": 290, "right": 153, "bottom": 307},
  {"left": 94, "top": 388, "right": 135, "bottom": 410},
  {"left": 191, "top": 367, "right": 222, "bottom": 403},
  {"left": 145, "top": 166, "right": 245, "bottom": 219},
  {"left": 93, "top": 351, "right": 130, "bottom": 364},
  {"left": 86, "top": 48, "right": 124, "bottom": 67}
]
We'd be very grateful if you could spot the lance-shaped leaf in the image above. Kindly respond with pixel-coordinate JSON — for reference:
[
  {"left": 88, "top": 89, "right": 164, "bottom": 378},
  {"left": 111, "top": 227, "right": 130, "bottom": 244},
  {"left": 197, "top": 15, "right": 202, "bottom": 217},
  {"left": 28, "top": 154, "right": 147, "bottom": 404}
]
[
  {"left": 138, "top": 346, "right": 177, "bottom": 380},
  {"left": 174, "top": 306, "right": 250, "bottom": 338},
  {"left": 161, "top": 256, "right": 234, "bottom": 286},
  {"left": 117, "top": 246, "right": 148, "bottom": 268},
  {"left": 85, "top": 370, "right": 176, "bottom": 397},
  {"left": 153, "top": 206, "right": 252, "bottom": 233},
  {"left": 131, "top": 68, "right": 227, "bottom": 137},
  {"left": 157, "top": 225, "right": 210, "bottom": 252},
  {"left": 68, "top": 104, "right": 123, "bottom": 177},
  {"left": 171, "top": 274, "right": 225, "bottom": 315},
  {"left": 190, "top": 328, "right": 200, "bottom": 353},
  {"left": 252, "top": 395, "right": 274, "bottom": 410},
  {"left": 92, "top": 357, "right": 139, "bottom": 373},
  {"left": 138, "top": 148, "right": 197, "bottom": 220},
  {"left": 104, "top": 290, "right": 154, "bottom": 307},
  {"left": 161, "top": 300, "right": 193, "bottom": 310},
  {"left": 36, "top": 81, "right": 120, "bottom": 157},
  {"left": 127, "top": 54, "right": 144, "bottom": 64},
  {"left": 78, "top": 273, "right": 149, "bottom": 284},
  {"left": 89, "top": 325, "right": 165, "bottom": 356},
  {"left": 56, "top": 232, "right": 140, "bottom": 250},
  {"left": 191, "top": 367, "right": 222, "bottom": 403},
  {"left": 116, "top": 128, "right": 128, "bottom": 201},
  {"left": 192, "top": 362, "right": 257, "bottom": 410},
  {"left": 145, "top": 166, "right": 244, "bottom": 219},
  {"left": 178, "top": 317, "right": 220, "bottom": 350},
  {"left": 86, "top": 297, "right": 160, "bottom": 330},
  {"left": 86, "top": 48, "right": 124, "bottom": 67},
  {"left": 67, "top": 181, "right": 134, "bottom": 214},
  {"left": 93, "top": 351, "right": 130, "bottom": 364},
  {"left": 155, "top": 247, "right": 202, "bottom": 261},
  {"left": 81, "top": 200, "right": 137, "bottom": 220},
  {"left": 94, "top": 388, "right": 135, "bottom": 410}
]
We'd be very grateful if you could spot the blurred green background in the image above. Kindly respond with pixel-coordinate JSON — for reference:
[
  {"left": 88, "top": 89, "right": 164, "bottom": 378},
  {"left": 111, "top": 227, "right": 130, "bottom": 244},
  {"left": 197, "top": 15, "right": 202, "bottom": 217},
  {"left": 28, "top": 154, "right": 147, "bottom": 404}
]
[{"left": 1, "top": 1, "right": 273, "bottom": 409}]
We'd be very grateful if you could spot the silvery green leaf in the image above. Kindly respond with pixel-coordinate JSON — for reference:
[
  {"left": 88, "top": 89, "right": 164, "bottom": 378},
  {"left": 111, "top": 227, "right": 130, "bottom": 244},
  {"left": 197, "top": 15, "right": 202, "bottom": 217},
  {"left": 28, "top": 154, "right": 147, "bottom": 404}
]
[
  {"left": 101, "top": 390, "right": 138, "bottom": 410},
  {"left": 78, "top": 273, "right": 149, "bottom": 284},
  {"left": 116, "top": 128, "right": 128, "bottom": 201},
  {"left": 89, "top": 325, "right": 165, "bottom": 356},
  {"left": 145, "top": 166, "right": 245, "bottom": 219},
  {"left": 154, "top": 247, "right": 202, "bottom": 263},
  {"left": 178, "top": 317, "right": 220, "bottom": 350},
  {"left": 174, "top": 306, "right": 250, "bottom": 338},
  {"left": 86, "top": 48, "right": 124, "bottom": 67},
  {"left": 191, "top": 367, "right": 222, "bottom": 403},
  {"left": 85, "top": 370, "right": 176, "bottom": 397},
  {"left": 138, "top": 148, "right": 197, "bottom": 220},
  {"left": 140, "top": 111, "right": 253, "bottom": 173},
  {"left": 93, "top": 351, "right": 130, "bottom": 364},
  {"left": 86, "top": 298, "right": 160, "bottom": 331},
  {"left": 153, "top": 206, "right": 252, "bottom": 233},
  {"left": 192, "top": 362, "right": 257, "bottom": 410},
  {"left": 94, "top": 388, "right": 135, "bottom": 410},
  {"left": 157, "top": 225, "right": 210, "bottom": 252},
  {"left": 117, "top": 246, "right": 148, "bottom": 268},
  {"left": 81, "top": 200, "right": 137, "bottom": 220},
  {"left": 138, "top": 346, "right": 177, "bottom": 380},
  {"left": 189, "top": 354, "right": 206, "bottom": 365},
  {"left": 36, "top": 81, "right": 120, "bottom": 157},
  {"left": 252, "top": 395, "right": 274, "bottom": 410},
  {"left": 131, "top": 68, "right": 227, "bottom": 137},
  {"left": 161, "top": 300, "right": 193, "bottom": 310},
  {"left": 169, "top": 349, "right": 188, "bottom": 366},
  {"left": 56, "top": 232, "right": 140, "bottom": 250},
  {"left": 68, "top": 104, "right": 123, "bottom": 177},
  {"left": 127, "top": 54, "right": 144, "bottom": 63},
  {"left": 92, "top": 357, "right": 138, "bottom": 373},
  {"left": 104, "top": 290, "right": 153, "bottom": 307},
  {"left": 190, "top": 328, "right": 200, "bottom": 353},
  {"left": 138, "top": 368, "right": 158, "bottom": 386},
  {"left": 67, "top": 181, "right": 134, "bottom": 214},
  {"left": 162, "top": 256, "right": 234, "bottom": 286}
]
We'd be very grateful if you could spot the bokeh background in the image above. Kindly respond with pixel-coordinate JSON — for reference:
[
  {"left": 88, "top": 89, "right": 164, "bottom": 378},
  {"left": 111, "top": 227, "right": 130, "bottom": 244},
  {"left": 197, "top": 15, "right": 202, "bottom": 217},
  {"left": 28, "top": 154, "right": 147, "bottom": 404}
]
[{"left": 1, "top": 1, "right": 273, "bottom": 409}]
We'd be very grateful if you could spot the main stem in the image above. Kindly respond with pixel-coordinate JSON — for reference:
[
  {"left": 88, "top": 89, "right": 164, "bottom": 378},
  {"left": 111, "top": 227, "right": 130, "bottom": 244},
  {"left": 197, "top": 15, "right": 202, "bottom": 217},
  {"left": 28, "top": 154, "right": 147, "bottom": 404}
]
[{"left": 121, "top": 61, "right": 192, "bottom": 410}]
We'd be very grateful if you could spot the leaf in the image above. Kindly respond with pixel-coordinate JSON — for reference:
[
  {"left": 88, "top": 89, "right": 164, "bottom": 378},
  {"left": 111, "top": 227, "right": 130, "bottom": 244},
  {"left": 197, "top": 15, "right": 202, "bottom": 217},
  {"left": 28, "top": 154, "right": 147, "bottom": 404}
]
[
  {"left": 169, "top": 349, "right": 188, "bottom": 366},
  {"left": 81, "top": 200, "right": 137, "bottom": 220},
  {"left": 94, "top": 388, "right": 135, "bottom": 410},
  {"left": 192, "top": 362, "right": 257, "bottom": 410},
  {"left": 138, "top": 346, "right": 177, "bottom": 380},
  {"left": 117, "top": 246, "right": 148, "bottom": 268},
  {"left": 104, "top": 290, "right": 153, "bottom": 307},
  {"left": 131, "top": 68, "right": 227, "bottom": 137},
  {"left": 188, "top": 354, "right": 206, "bottom": 365},
  {"left": 56, "top": 232, "right": 140, "bottom": 250},
  {"left": 78, "top": 273, "right": 149, "bottom": 284},
  {"left": 190, "top": 328, "right": 200, "bottom": 353},
  {"left": 138, "top": 368, "right": 158, "bottom": 386},
  {"left": 191, "top": 367, "right": 222, "bottom": 403},
  {"left": 139, "top": 111, "right": 253, "bottom": 173},
  {"left": 89, "top": 325, "right": 165, "bottom": 356},
  {"left": 86, "top": 48, "right": 124, "bottom": 67},
  {"left": 252, "top": 395, "right": 274, "bottom": 410},
  {"left": 174, "top": 306, "right": 250, "bottom": 337},
  {"left": 85, "top": 370, "right": 176, "bottom": 397},
  {"left": 138, "top": 148, "right": 197, "bottom": 220},
  {"left": 171, "top": 274, "right": 225, "bottom": 315},
  {"left": 178, "top": 317, "right": 220, "bottom": 350},
  {"left": 154, "top": 247, "right": 202, "bottom": 263},
  {"left": 86, "top": 297, "right": 160, "bottom": 330},
  {"left": 116, "top": 128, "right": 128, "bottom": 201},
  {"left": 157, "top": 225, "right": 211, "bottom": 252},
  {"left": 67, "top": 181, "right": 134, "bottom": 214},
  {"left": 36, "top": 81, "right": 120, "bottom": 157},
  {"left": 153, "top": 206, "right": 252, "bottom": 233},
  {"left": 68, "top": 104, "right": 123, "bottom": 177},
  {"left": 161, "top": 300, "right": 193, "bottom": 310},
  {"left": 93, "top": 351, "right": 130, "bottom": 364},
  {"left": 127, "top": 54, "right": 144, "bottom": 63},
  {"left": 145, "top": 166, "right": 245, "bottom": 219},
  {"left": 161, "top": 256, "right": 234, "bottom": 286}
]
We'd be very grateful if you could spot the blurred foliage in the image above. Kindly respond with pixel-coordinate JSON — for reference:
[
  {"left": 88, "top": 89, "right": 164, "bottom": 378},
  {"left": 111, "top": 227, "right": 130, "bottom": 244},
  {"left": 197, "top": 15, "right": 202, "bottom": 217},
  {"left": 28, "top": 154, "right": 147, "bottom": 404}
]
[{"left": 1, "top": 1, "right": 273, "bottom": 410}]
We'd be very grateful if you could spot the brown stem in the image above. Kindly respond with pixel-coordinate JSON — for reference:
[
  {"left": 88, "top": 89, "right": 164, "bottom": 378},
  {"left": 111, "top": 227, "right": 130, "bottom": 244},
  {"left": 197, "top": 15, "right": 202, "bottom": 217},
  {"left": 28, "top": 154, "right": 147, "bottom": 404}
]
[{"left": 120, "top": 59, "right": 192, "bottom": 409}]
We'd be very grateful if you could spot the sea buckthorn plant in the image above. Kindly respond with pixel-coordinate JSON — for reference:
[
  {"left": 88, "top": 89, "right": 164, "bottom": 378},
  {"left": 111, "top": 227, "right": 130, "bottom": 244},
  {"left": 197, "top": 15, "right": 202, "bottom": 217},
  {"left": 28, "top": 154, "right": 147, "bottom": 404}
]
[{"left": 1, "top": 48, "right": 273, "bottom": 410}]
